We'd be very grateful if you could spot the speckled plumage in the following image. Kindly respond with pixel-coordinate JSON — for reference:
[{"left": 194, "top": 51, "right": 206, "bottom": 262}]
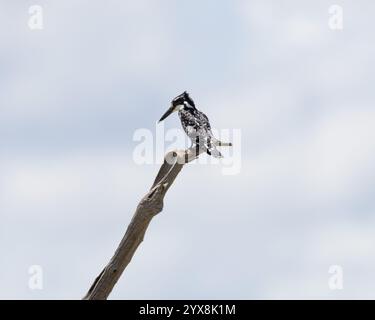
[{"left": 174, "top": 92, "right": 222, "bottom": 158}]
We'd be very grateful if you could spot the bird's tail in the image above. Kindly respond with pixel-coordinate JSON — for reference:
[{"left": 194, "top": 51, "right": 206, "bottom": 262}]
[
  {"left": 206, "top": 147, "right": 223, "bottom": 158},
  {"left": 195, "top": 136, "right": 224, "bottom": 158},
  {"left": 205, "top": 138, "right": 223, "bottom": 158}
]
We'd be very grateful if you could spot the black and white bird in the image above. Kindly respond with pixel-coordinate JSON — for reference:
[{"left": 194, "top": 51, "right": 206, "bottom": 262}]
[{"left": 158, "top": 91, "right": 231, "bottom": 158}]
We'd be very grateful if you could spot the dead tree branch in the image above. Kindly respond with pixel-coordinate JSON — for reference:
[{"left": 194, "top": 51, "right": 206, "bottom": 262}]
[{"left": 83, "top": 146, "right": 207, "bottom": 300}]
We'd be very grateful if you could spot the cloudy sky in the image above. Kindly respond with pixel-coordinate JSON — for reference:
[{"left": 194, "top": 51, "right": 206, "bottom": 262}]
[{"left": 1, "top": 0, "right": 374, "bottom": 299}]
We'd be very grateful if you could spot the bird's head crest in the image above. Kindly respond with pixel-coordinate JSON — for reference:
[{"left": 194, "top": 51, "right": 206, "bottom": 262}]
[{"left": 176, "top": 91, "right": 195, "bottom": 108}]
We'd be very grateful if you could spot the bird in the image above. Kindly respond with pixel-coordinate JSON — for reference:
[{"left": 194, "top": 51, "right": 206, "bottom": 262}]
[{"left": 158, "top": 91, "right": 231, "bottom": 158}]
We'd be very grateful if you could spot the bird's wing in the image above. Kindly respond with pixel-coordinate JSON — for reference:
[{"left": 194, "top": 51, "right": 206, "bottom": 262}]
[{"left": 197, "top": 111, "right": 212, "bottom": 131}]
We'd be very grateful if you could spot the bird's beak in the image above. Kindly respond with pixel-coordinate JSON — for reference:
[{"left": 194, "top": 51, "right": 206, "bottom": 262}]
[{"left": 158, "top": 104, "right": 176, "bottom": 123}]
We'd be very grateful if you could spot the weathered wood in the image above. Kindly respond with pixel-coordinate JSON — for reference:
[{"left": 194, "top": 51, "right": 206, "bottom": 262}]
[{"left": 83, "top": 146, "right": 205, "bottom": 300}]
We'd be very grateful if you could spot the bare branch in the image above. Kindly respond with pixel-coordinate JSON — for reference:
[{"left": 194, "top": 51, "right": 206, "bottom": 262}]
[{"left": 82, "top": 146, "right": 206, "bottom": 300}]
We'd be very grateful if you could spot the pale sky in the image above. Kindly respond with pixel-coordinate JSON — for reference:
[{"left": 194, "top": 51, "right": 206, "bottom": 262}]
[{"left": 0, "top": 0, "right": 375, "bottom": 299}]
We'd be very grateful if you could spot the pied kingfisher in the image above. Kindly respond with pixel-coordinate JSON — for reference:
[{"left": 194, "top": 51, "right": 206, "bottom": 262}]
[{"left": 158, "top": 91, "right": 230, "bottom": 158}]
